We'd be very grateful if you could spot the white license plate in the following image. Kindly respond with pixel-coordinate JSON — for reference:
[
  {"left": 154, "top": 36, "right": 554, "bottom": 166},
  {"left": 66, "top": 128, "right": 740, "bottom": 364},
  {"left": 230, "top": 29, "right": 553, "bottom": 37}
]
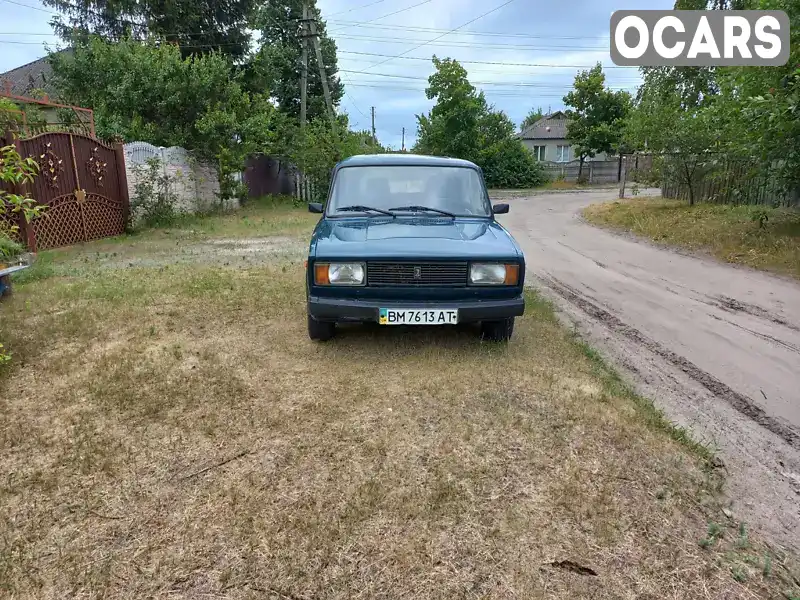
[{"left": 379, "top": 308, "right": 458, "bottom": 325}]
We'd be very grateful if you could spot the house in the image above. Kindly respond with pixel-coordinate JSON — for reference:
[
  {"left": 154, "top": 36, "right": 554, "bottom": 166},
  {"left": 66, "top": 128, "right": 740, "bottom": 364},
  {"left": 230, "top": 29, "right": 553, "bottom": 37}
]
[
  {"left": 517, "top": 111, "right": 609, "bottom": 163},
  {"left": 0, "top": 54, "right": 60, "bottom": 99},
  {"left": 0, "top": 51, "right": 93, "bottom": 135}
]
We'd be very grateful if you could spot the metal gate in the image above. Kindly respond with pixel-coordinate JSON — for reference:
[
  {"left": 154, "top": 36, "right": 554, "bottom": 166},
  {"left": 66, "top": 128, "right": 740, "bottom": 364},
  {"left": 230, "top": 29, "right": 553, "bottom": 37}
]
[{"left": 2, "top": 132, "right": 130, "bottom": 251}]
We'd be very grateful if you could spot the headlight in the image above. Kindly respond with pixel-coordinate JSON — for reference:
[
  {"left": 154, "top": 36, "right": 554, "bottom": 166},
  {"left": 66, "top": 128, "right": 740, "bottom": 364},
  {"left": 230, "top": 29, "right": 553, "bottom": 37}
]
[
  {"left": 314, "top": 262, "right": 365, "bottom": 286},
  {"left": 469, "top": 263, "right": 520, "bottom": 286}
]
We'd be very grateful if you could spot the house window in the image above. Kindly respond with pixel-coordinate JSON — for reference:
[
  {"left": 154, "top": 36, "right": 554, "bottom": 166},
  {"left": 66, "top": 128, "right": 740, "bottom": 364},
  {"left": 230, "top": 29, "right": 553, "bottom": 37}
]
[
  {"left": 556, "top": 145, "right": 570, "bottom": 162},
  {"left": 531, "top": 145, "right": 546, "bottom": 161}
]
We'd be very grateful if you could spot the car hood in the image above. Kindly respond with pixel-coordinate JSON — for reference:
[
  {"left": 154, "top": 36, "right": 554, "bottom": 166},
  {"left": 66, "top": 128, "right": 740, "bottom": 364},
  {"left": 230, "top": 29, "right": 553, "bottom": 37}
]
[{"left": 311, "top": 217, "right": 522, "bottom": 260}]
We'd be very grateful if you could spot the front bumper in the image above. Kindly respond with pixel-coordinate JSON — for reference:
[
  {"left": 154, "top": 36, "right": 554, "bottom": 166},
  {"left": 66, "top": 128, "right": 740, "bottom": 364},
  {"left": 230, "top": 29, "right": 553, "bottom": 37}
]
[{"left": 308, "top": 294, "right": 525, "bottom": 323}]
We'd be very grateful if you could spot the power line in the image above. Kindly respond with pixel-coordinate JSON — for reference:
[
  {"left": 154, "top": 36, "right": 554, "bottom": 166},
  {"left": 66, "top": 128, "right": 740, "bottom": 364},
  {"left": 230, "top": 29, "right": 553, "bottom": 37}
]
[
  {"left": 343, "top": 84, "right": 579, "bottom": 98},
  {"left": 327, "top": 19, "right": 608, "bottom": 41},
  {"left": 335, "top": 49, "right": 632, "bottom": 68},
  {"left": 333, "top": 32, "right": 607, "bottom": 51},
  {"left": 357, "top": 0, "right": 521, "bottom": 72},
  {"left": 339, "top": 68, "right": 637, "bottom": 87},
  {"left": 324, "top": 0, "right": 391, "bottom": 19},
  {"left": 329, "top": 0, "right": 434, "bottom": 34},
  {"left": 0, "top": 0, "right": 57, "bottom": 13}
]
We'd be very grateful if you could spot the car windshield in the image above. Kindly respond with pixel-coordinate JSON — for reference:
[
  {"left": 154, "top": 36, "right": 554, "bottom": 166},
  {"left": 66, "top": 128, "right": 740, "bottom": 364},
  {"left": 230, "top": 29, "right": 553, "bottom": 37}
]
[{"left": 327, "top": 165, "right": 492, "bottom": 217}]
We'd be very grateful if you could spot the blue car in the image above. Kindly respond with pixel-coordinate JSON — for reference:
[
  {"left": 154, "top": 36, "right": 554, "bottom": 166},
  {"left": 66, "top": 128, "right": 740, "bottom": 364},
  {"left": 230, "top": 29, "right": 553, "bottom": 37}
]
[{"left": 305, "top": 154, "right": 526, "bottom": 342}]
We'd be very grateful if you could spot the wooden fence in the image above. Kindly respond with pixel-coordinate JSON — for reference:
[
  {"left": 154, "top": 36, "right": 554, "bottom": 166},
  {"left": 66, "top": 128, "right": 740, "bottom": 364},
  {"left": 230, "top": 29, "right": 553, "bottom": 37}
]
[
  {"left": 658, "top": 155, "right": 799, "bottom": 207},
  {"left": 541, "top": 159, "right": 623, "bottom": 184}
]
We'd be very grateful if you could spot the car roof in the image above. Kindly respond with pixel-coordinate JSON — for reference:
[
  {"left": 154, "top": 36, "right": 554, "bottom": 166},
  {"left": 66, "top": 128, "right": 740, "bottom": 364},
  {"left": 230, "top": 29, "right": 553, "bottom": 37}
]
[{"left": 335, "top": 154, "right": 480, "bottom": 170}]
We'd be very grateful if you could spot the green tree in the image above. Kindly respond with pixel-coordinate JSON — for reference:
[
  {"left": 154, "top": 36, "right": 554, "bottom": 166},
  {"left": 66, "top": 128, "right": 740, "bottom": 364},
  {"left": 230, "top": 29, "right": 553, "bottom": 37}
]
[
  {"left": 415, "top": 57, "right": 546, "bottom": 189},
  {"left": 625, "top": 87, "right": 720, "bottom": 205},
  {"left": 249, "top": 0, "right": 343, "bottom": 120},
  {"left": 50, "top": 37, "right": 289, "bottom": 197},
  {"left": 43, "top": 0, "right": 254, "bottom": 59},
  {"left": 414, "top": 57, "right": 486, "bottom": 162},
  {"left": 563, "top": 63, "right": 631, "bottom": 177},
  {"left": 520, "top": 106, "right": 544, "bottom": 131}
]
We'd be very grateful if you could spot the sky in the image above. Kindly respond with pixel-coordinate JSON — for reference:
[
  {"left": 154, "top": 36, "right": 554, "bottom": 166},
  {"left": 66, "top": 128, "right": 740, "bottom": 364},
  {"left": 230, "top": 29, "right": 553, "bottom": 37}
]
[{"left": 0, "top": 0, "right": 673, "bottom": 149}]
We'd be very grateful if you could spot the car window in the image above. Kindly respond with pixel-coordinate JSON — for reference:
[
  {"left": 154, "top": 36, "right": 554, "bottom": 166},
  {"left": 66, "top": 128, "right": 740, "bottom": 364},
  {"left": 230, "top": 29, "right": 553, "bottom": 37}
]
[{"left": 328, "top": 165, "right": 491, "bottom": 217}]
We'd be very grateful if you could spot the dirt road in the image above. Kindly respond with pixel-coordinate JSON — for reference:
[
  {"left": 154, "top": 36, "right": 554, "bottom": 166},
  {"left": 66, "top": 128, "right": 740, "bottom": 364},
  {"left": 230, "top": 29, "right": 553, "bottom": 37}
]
[{"left": 498, "top": 189, "right": 800, "bottom": 551}]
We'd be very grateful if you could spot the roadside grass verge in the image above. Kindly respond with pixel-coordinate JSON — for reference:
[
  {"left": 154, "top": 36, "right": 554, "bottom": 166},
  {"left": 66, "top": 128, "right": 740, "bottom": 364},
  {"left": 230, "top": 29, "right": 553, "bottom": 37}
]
[
  {"left": 1, "top": 204, "right": 798, "bottom": 598},
  {"left": 583, "top": 198, "right": 800, "bottom": 280}
]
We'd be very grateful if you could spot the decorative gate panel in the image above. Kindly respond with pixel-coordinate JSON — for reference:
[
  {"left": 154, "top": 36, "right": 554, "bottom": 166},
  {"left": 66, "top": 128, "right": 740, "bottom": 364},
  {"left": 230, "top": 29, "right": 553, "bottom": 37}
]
[{"left": 7, "top": 132, "right": 130, "bottom": 251}]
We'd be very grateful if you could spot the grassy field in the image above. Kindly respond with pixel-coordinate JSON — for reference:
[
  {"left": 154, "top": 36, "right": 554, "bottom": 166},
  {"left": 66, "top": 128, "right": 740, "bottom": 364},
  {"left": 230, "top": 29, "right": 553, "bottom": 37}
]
[
  {"left": 1, "top": 198, "right": 798, "bottom": 599},
  {"left": 583, "top": 198, "right": 800, "bottom": 280}
]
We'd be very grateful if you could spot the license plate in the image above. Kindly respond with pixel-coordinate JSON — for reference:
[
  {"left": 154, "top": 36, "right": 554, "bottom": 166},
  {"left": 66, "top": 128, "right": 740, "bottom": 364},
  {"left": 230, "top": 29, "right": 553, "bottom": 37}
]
[{"left": 379, "top": 308, "right": 458, "bottom": 325}]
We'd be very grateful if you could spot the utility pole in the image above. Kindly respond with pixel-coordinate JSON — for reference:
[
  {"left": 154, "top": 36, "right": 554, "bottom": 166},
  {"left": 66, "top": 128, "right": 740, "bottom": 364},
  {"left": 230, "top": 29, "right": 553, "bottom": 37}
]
[
  {"left": 299, "top": 3, "right": 309, "bottom": 202},
  {"left": 371, "top": 107, "right": 376, "bottom": 144},
  {"left": 309, "top": 17, "right": 334, "bottom": 123},
  {"left": 300, "top": 4, "right": 309, "bottom": 132},
  {"left": 401, "top": 127, "right": 405, "bottom": 152}
]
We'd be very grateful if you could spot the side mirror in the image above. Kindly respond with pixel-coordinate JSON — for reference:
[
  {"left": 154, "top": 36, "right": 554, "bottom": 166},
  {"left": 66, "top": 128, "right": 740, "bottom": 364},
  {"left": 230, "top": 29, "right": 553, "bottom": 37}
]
[
  {"left": 492, "top": 203, "right": 509, "bottom": 215},
  {"left": 308, "top": 202, "right": 324, "bottom": 214}
]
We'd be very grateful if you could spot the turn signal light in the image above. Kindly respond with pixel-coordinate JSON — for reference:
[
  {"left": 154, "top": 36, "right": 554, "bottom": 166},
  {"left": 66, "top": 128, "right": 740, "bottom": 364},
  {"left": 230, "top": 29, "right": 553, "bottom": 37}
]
[
  {"left": 314, "top": 263, "right": 330, "bottom": 285},
  {"left": 504, "top": 264, "right": 520, "bottom": 286}
]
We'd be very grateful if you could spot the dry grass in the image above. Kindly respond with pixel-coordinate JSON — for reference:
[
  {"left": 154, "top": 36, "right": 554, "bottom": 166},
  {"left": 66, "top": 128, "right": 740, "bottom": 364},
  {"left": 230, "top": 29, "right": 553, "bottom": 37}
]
[
  {"left": 583, "top": 198, "right": 800, "bottom": 280},
  {"left": 1, "top": 203, "right": 798, "bottom": 599}
]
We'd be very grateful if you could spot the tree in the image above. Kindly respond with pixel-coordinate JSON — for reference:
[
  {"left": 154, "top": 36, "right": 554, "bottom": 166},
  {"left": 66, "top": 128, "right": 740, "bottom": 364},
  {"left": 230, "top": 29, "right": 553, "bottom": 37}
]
[
  {"left": 563, "top": 63, "right": 631, "bottom": 178},
  {"left": 415, "top": 57, "right": 546, "bottom": 189},
  {"left": 43, "top": 0, "right": 255, "bottom": 59},
  {"left": 414, "top": 57, "right": 486, "bottom": 162},
  {"left": 625, "top": 86, "right": 721, "bottom": 205},
  {"left": 50, "top": 37, "right": 290, "bottom": 197},
  {"left": 249, "top": 0, "right": 343, "bottom": 120},
  {"left": 520, "top": 107, "right": 544, "bottom": 131}
]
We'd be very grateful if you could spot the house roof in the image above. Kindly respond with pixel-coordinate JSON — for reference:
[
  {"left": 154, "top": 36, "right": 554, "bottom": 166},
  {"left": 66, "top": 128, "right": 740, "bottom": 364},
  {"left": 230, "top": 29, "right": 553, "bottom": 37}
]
[
  {"left": 518, "top": 111, "right": 569, "bottom": 141},
  {"left": 0, "top": 52, "right": 64, "bottom": 99}
]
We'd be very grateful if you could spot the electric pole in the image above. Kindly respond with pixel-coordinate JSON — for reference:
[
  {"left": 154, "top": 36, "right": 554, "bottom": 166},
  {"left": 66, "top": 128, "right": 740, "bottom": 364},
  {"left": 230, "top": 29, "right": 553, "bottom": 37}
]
[
  {"left": 300, "top": 4, "right": 309, "bottom": 131},
  {"left": 371, "top": 107, "right": 376, "bottom": 144},
  {"left": 309, "top": 17, "right": 334, "bottom": 123},
  {"left": 402, "top": 127, "right": 405, "bottom": 152}
]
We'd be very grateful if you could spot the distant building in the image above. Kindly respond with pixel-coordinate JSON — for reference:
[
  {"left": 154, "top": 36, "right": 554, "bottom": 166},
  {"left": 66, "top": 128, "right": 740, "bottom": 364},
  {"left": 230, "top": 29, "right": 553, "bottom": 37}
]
[{"left": 517, "top": 111, "right": 609, "bottom": 163}]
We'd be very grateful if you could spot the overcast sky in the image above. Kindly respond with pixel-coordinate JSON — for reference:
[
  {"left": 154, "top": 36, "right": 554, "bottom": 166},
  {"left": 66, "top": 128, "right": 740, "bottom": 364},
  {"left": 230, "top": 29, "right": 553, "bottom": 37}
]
[{"left": 0, "top": 0, "right": 672, "bottom": 149}]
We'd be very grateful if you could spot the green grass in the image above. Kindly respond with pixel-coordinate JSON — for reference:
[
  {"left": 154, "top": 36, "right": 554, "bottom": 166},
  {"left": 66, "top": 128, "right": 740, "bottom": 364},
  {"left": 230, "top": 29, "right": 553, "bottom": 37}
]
[
  {"left": 1, "top": 200, "right": 798, "bottom": 599},
  {"left": 583, "top": 198, "right": 800, "bottom": 280}
]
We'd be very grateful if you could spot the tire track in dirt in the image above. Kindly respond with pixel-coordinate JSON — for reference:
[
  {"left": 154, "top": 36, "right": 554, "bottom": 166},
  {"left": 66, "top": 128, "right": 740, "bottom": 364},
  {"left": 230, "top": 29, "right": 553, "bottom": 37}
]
[{"left": 543, "top": 275, "right": 800, "bottom": 450}]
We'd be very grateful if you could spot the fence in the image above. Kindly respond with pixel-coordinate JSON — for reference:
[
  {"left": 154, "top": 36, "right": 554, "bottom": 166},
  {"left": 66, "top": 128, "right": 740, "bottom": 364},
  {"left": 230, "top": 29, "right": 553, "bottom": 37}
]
[
  {"left": 123, "top": 142, "right": 235, "bottom": 218},
  {"left": 2, "top": 130, "right": 129, "bottom": 251},
  {"left": 655, "top": 155, "right": 798, "bottom": 207},
  {"left": 541, "top": 159, "right": 623, "bottom": 184}
]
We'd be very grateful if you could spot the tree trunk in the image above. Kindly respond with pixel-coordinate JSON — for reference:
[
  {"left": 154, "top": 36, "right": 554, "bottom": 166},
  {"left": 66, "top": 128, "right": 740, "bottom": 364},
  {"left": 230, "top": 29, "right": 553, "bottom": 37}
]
[
  {"left": 683, "top": 160, "right": 695, "bottom": 206},
  {"left": 578, "top": 156, "right": 585, "bottom": 178}
]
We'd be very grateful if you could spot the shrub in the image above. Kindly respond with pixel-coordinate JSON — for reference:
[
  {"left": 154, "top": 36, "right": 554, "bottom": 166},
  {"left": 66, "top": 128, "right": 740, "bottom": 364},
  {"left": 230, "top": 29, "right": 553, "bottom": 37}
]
[
  {"left": 130, "top": 157, "right": 181, "bottom": 228},
  {"left": 0, "top": 233, "right": 23, "bottom": 259},
  {"left": 478, "top": 139, "right": 549, "bottom": 189}
]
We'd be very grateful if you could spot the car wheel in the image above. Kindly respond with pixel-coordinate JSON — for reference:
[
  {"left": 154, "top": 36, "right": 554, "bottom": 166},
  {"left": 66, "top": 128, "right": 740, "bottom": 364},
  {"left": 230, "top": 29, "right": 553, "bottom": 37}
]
[
  {"left": 308, "top": 314, "right": 336, "bottom": 341},
  {"left": 481, "top": 317, "right": 515, "bottom": 342}
]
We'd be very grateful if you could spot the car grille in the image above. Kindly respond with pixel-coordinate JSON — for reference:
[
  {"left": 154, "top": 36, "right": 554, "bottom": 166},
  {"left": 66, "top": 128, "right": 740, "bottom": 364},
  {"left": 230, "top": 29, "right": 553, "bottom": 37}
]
[{"left": 367, "top": 261, "right": 468, "bottom": 287}]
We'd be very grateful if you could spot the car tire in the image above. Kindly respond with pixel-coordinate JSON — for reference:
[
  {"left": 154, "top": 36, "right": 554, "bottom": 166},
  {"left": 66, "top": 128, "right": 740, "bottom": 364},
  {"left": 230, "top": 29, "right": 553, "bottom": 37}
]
[
  {"left": 308, "top": 314, "right": 336, "bottom": 341},
  {"left": 481, "top": 317, "right": 515, "bottom": 342}
]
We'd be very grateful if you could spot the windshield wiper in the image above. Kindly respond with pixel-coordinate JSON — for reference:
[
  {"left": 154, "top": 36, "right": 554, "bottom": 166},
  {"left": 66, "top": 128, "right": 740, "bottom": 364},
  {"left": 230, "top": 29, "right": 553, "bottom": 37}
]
[
  {"left": 389, "top": 205, "right": 457, "bottom": 218},
  {"left": 336, "top": 205, "right": 396, "bottom": 217}
]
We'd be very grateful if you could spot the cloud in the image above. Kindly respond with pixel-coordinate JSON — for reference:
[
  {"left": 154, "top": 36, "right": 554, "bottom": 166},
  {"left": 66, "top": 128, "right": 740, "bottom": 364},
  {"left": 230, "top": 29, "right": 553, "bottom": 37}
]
[
  {"left": 320, "top": 0, "right": 671, "bottom": 149},
  {"left": 1, "top": 0, "right": 672, "bottom": 150}
]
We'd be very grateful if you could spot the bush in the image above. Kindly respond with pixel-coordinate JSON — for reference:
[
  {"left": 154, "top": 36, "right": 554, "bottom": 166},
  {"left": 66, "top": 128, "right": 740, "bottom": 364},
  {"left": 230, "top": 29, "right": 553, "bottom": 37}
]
[
  {"left": 0, "top": 233, "right": 23, "bottom": 259},
  {"left": 478, "top": 139, "right": 549, "bottom": 189},
  {"left": 130, "top": 157, "right": 181, "bottom": 228}
]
